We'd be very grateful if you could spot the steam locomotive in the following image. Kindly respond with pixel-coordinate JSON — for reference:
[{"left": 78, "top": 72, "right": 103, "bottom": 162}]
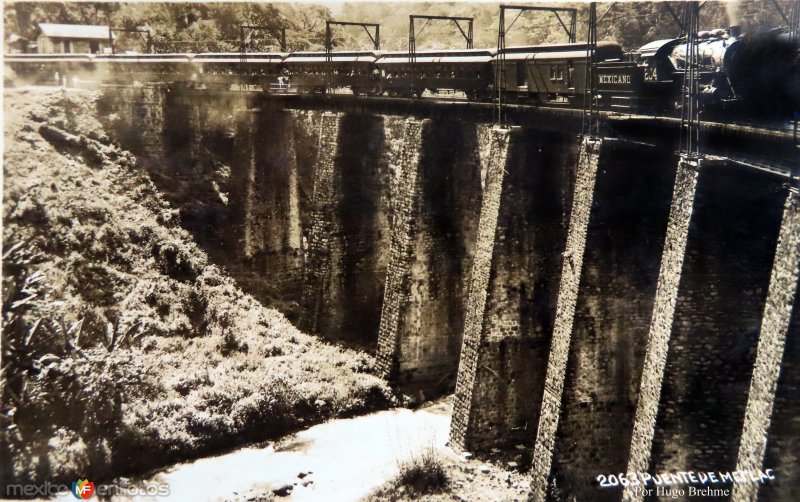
[{"left": 5, "top": 26, "right": 799, "bottom": 118}]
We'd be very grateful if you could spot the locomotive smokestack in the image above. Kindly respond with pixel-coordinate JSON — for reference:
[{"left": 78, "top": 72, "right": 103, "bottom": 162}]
[{"left": 727, "top": 0, "right": 742, "bottom": 37}]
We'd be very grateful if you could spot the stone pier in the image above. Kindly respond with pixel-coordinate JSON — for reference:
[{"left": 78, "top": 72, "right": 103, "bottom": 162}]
[
  {"left": 375, "top": 119, "right": 426, "bottom": 380},
  {"left": 629, "top": 160, "right": 786, "bottom": 499},
  {"left": 550, "top": 142, "right": 677, "bottom": 500},
  {"left": 623, "top": 157, "right": 701, "bottom": 501},
  {"left": 733, "top": 189, "right": 800, "bottom": 502},
  {"left": 449, "top": 127, "right": 513, "bottom": 450},
  {"left": 530, "top": 136, "right": 601, "bottom": 501},
  {"left": 301, "top": 112, "right": 343, "bottom": 334},
  {"left": 448, "top": 128, "right": 577, "bottom": 453},
  {"left": 231, "top": 110, "right": 304, "bottom": 306}
]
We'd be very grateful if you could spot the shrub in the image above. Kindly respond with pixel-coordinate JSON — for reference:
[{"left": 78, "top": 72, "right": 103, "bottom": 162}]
[{"left": 395, "top": 447, "right": 449, "bottom": 496}]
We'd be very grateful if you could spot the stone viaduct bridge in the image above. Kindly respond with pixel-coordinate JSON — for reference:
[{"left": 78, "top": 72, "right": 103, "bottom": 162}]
[{"left": 102, "top": 85, "right": 799, "bottom": 501}]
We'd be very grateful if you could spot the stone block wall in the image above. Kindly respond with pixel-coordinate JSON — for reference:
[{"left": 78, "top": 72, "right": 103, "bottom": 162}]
[
  {"left": 530, "top": 137, "right": 601, "bottom": 500},
  {"left": 301, "top": 113, "right": 343, "bottom": 333},
  {"left": 737, "top": 190, "right": 800, "bottom": 502},
  {"left": 376, "top": 119, "right": 426, "bottom": 379},
  {"left": 759, "top": 193, "right": 800, "bottom": 502},
  {"left": 550, "top": 143, "right": 677, "bottom": 501},
  {"left": 450, "top": 128, "right": 576, "bottom": 452},
  {"left": 98, "top": 84, "right": 168, "bottom": 161},
  {"left": 450, "top": 127, "right": 513, "bottom": 451},
  {"left": 622, "top": 158, "right": 702, "bottom": 502},
  {"left": 647, "top": 163, "right": 785, "bottom": 477},
  {"left": 303, "top": 113, "right": 392, "bottom": 342},
  {"left": 224, "top": 110, "right": 305, "bottom": 313},
  {"left": 392, "top": 120, "right": 484, "bottom": 392}
]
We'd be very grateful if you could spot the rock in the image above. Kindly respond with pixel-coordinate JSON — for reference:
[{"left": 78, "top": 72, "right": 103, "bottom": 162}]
[
  {"left": 490, "top": 448, "right": 501, "bottom": 454},
  {"left": 462, "top": 452, "right": 473, "bottom": 460},
  {"left": 507, "top": 461, "right": 519, "bottom": 469},
  {"left": 479, "top": 465, "right": 491, "bottom": 474},
  {"left": 272, "top": 484, "right": 293, "bottom": 497},
  {"left": 515, "top": 444, "right": 527, "bottom": 451},
  {"left": 298, "top": 472, "right": 308, "bottom": 479},
  {"left": 301, "top": 480, "right": 313, "bottom": 487}
]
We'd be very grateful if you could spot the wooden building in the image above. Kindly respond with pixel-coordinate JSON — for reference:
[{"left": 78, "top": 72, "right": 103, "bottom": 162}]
[{"left": 36, "top": 23, "right": 112, "bottom": 54}]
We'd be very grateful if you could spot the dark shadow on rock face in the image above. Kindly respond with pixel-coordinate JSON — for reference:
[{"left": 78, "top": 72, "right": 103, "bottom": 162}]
[
  {"left": 551, "top": 143, "right": 676, "bottom": 502},
  {"left": 761, "top": 272, "right": 800, "bottom": 502},
  {"left": 392, "top": 119, "right": 482, "bottom": 396},
  {"left": 322, "top": 113, "right": 389, "bottom": 345},
  {"left": 468, "top": 129, "right": 574, "bottom": 451},
  {"left": 649, "top": 164, "right": 785, "bottom": 478}
]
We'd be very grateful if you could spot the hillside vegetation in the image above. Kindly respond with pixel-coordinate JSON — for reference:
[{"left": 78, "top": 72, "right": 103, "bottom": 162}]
[
  {"left": 1, "top": 87, "right": 394, "bottom": 487},
  {"left": 4, "top": 1, "right": 792, "bottom": 53}
]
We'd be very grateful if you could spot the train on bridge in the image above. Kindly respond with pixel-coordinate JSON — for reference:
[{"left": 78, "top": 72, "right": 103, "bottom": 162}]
[{"left": 5, "top": 26, "right": 799, "bottom": 119}]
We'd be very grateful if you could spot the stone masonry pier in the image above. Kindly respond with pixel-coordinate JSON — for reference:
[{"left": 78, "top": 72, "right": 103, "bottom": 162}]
[{"left": 102, "top": 84, "right": 800, "bottom": 501}]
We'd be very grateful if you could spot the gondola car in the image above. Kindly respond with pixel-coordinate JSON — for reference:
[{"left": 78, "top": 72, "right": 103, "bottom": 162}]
[
  {"left": 191, "top": 52, "right": 286, "bottom": 91},
  {"left": 494, "top": 41, "right": 624, "bottom": 105},
  {"left": 282, "top": 50, "right": 380, "bottom": 94},
  {"left": 375, "top": 48, "right": 495, "bottom": 99}
]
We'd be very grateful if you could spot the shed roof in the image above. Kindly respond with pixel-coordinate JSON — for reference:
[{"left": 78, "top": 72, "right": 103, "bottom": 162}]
[{"left": 37, "top": 23, "right": 112, "bottom": 40}]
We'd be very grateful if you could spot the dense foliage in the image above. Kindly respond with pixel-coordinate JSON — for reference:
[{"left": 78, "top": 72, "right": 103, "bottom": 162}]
[
  {"left": 1, "top": 88, "right": 394, "bottom": 487},
  {"left": 4, "top": 1, "right": 795, "bottom": 54}
]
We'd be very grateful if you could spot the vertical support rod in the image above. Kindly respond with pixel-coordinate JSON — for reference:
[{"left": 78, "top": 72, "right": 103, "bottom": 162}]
[
  {"left": 409, "top": 16, "right": 416, "bottom": 94},
  {"left": 679, "top": 1, "right": 702, "bottom": 161},
  {"left": 495, "top": 7, "right": 506, "bottom": 125},
  {"left": 325, "top": 22, "right": 332, "bottom": 94},
  {"left": 570, "top": 9, "right": 577, "bottom": 43},
  {"left": 582, "top": 2, "right": 598, "bottom": 138},
  {"left": 239, "top": 25, "right": 246, "bottom": 90}
]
